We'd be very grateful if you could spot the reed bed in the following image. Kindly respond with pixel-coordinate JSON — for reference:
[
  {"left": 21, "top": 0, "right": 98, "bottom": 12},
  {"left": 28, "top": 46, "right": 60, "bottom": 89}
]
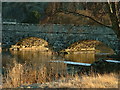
[{"left": 2, "top": 61, "right": 119, "bottom": 88}]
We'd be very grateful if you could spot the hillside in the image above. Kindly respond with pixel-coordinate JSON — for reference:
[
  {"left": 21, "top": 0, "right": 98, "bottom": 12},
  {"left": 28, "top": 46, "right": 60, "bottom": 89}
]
[{"left": 2, "top": 2, "right": 111, "bottom": 25}]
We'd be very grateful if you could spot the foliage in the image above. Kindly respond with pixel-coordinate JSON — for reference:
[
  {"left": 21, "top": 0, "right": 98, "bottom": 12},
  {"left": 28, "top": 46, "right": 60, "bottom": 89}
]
[{"left": 22, "top": 10, "right": 41, "bottom": 24}]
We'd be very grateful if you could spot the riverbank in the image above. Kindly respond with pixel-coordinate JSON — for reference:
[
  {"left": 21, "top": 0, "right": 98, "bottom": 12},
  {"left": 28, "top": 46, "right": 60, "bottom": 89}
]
[
  {"left": 19, "top": 73, "right": 118, "bottom": 88},
  {"left": 2, "top": 61, "right": 119, "bottom": 88}
]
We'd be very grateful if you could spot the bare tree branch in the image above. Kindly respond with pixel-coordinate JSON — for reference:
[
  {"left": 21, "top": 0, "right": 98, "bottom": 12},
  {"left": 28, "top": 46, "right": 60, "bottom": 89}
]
[
  {"left": 56, "top": 10, "right": 112, "bottom": 28},
  {"left": 105, "top": 2, "right": 120, "bottom": 39}
]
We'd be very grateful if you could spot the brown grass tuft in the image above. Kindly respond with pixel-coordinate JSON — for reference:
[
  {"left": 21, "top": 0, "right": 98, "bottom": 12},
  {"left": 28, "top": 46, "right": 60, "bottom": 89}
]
[{"left": 2, "top": 61, "right": 118, "bottom": 88}]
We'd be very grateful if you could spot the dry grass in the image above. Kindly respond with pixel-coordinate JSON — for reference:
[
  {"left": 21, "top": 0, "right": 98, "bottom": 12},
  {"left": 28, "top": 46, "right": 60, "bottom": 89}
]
[
  {"left": 3, "top": 60, "right": 61, "bottom": 88},
  {"left": 2, "top": 61, "right": 119, "bottom": 88},
  {"left": 35, "top": 73, "right": 118, "bottom": 88}
]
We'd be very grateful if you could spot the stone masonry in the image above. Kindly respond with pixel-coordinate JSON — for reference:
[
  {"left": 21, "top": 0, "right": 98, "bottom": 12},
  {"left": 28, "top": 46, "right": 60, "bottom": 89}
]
[{"left": 2, "top": 23, "right": 120, "bottom": 54}]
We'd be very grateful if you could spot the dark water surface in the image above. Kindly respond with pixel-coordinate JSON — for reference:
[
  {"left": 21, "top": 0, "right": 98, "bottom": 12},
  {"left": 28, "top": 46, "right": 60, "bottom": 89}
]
[{"left": 2, "top": 50, "right": 113, "bottom": 74}]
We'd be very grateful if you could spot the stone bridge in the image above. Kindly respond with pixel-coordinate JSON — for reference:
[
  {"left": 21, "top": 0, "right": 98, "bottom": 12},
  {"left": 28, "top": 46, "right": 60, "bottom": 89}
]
[{"left": 2, "top": 23, "right": 120, "bottom": 54}]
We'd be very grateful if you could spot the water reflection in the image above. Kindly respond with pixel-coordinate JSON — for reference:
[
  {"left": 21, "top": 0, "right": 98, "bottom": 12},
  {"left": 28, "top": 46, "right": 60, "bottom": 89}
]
[
  {"left": 10, "top": 50, "right": 54, "bottom": 65},
  {"left": 3, "top": 50, "right": 67, "bottom": 74},
  {"left": 64, "top": 51, "right": 95, "bottom": 64},
  {"left": 2, "top": 50, "right": 112, "bottom": 74}
]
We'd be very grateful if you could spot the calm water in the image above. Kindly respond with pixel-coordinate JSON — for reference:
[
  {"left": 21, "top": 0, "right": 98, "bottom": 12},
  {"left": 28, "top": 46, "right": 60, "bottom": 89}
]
[{"left": 2, "top": 50, "right": 113, "bottom": 74}]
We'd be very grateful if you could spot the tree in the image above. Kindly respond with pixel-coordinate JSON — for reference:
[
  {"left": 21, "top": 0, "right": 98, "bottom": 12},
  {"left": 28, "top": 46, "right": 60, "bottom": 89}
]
[
  {"left": 44, "top": 2, "right": 120, "bottom": 55},
  {"left": 105, "top": 2, "right": 120, "bottom": 55},
  {"left": 105, "top": 2, "right": 120, "bottom": 39},
  {"left": 55, "top": 2, "right": 120, "bottom": 39},
  {"left": 22, "top": 10, "right": 41, "bottom": 24}
]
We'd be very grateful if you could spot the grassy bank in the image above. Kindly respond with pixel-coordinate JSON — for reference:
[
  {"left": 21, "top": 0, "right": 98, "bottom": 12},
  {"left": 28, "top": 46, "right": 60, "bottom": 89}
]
[
  {"left": 26, "top": 73, "right": 118, "bottom": 88},
  {"left": 2, "top": 61, "right": 119, "bottom": 88}
]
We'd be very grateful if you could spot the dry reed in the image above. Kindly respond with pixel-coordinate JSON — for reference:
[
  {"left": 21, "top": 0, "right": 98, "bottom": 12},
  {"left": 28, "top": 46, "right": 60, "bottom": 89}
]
[{"left": 2, "top": 61, "right": 119, "bottom": 88}]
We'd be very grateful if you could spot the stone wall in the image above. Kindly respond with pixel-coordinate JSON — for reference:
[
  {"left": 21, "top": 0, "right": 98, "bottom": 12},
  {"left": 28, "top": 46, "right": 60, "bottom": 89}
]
[{"left": 2, "top": 23, "right": 120, "bottom": 53}]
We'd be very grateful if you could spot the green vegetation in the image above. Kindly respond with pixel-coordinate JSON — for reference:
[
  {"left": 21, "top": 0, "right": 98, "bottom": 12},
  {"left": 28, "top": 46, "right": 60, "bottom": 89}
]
[{"left": 22, "top": 10, "right": 41, "bottom": 24}]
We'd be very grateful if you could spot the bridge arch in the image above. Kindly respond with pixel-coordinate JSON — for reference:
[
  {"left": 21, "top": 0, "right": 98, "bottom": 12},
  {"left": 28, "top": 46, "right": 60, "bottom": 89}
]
[
  {"left": 8, "top": 36, "right": 53, "bottom": 52},
  {"left": 64, "top": 35, "right": 118, "bottom": 54},
  {"left": 65, "top": 40, "right": 114, "bottom": 54},
  {"left": 2, "top": 24, "right": 119, "bottom": 54},
  {"left": 15, "top": 37, "right": 49, "bottom": 47}
]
